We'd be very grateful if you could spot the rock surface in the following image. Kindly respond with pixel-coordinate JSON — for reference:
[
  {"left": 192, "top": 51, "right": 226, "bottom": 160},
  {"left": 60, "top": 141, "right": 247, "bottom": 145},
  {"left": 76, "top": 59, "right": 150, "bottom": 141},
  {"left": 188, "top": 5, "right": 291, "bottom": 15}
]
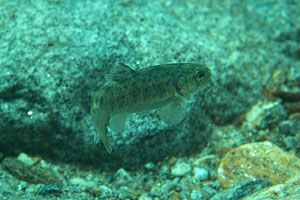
[
  {"left": 218, "top": 142, "right": 300, "bottom": 188},
  {"left": 1, "top": 154, "right": 62, "bottom": 185},
  {"left": 0, "top": 0, "right": 300, "bottom": 199},
  {"left": 1, "top": 0, "right": 299, "bottom": 170},
  {"left": 242, "top": 175, "right": 300, "bottom": 200}
]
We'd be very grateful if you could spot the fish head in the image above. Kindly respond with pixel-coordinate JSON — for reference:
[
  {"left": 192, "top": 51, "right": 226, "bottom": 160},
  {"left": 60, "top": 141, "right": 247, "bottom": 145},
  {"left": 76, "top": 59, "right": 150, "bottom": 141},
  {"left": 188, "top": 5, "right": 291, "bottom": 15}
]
[{"left": 175, "top": 63, "right": 211, "bottom": 96}]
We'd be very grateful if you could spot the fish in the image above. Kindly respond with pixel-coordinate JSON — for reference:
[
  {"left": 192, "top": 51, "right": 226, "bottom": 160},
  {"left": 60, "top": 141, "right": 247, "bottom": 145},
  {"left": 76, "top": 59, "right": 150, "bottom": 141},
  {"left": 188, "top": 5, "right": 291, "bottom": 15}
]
[{"left": 91, "top": 63, "right": 212, "bottom": 153}]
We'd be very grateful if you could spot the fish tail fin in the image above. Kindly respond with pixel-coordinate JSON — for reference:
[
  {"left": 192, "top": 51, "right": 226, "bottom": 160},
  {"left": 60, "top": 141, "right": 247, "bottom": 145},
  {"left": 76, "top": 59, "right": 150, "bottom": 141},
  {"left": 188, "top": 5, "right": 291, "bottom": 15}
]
[
  {"left": 91, "top": 107, "right": 112, "bottom": 154},
  {"left": 100, "top": 129, "right": 112, "bottom": 154}
]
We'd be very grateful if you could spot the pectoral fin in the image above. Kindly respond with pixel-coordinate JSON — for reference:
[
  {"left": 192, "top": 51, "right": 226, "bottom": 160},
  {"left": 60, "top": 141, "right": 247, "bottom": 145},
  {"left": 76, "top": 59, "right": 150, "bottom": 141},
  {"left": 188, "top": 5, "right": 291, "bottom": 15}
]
[
  {"left": 158, "top": 102, "right": 186, "bottom": 126},
  {"left": 91, "top": 107, "right": 112, "bottom": 153},
  {"left": 108, "top": 113, "right": 127, "bottom": 133}
]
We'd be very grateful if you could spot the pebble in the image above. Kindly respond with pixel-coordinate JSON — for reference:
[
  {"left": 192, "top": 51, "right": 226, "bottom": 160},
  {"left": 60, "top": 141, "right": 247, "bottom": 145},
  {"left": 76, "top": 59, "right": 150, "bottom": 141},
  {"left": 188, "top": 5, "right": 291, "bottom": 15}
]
[
  {"left": 191, "top": 190, "right": 203, "bottom": 200},
  {"left": 17, "top": 153, "right": 38, "bottom": 166},
  {"left": 278, "top": 120, "right": 300, "bottom": 136},
  {"left": 159, "top": 164, "right": 169, "bottom": 177},
  {"left": 17, "top": 181, "right": 28, "bottom": 191},
  {"left": 98, "top": 185, "right": 113, "bottom": 199},
  {"left": 245, "top": 101, "right": 287, "bottom": 129},
  {"left": 171, "top": 162, "right": 192, "bottom": 177},
  {"left": 218, "top": 141, "right": 300, "bottom": 188},
  {"left": 36, "top": 185, "right": 63, "bottom": 196},
  {"left": 203, "top": 182, "right": 218, "bottom": 197},
  {"left": 139, "top": 193, "right": 152, "bottom": 200},
  {"left": 84, "top": 185, "right": 113, "bottom": 198},
  {"left": 114, "top": 168, "right": 133, "bottom": 187},
  {"left": 161, "top": 180, "right": 177, "bottom": 194},
  {"left": 118, "top": 186, "right": 131, "bottom": 199},
  {"left": 193, "top": 167, "right": 209, "bottom": 182},
  {"left": 144, "top": 162, "right": 156, "bottom": 171},
  {"left": 259, "top": 103, "right": 287, "bottom": 129},
  {"left": 150, "top": 187, "right": 161, "bottom": 197},
  {"left": 69, "top": 177, "right": 95, "bottom": 188}
]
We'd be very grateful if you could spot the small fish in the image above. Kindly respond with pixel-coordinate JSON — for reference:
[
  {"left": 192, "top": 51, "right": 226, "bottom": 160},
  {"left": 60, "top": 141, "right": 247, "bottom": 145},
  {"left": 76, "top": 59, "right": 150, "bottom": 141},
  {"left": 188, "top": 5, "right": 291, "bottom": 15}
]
[{"left": 91, "top": 63, "right": 211, "bottom": 153}]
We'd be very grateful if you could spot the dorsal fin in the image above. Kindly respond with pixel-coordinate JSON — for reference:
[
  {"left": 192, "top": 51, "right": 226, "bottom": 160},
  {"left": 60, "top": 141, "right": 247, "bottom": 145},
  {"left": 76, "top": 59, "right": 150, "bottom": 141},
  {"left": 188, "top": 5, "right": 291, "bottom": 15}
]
[{"left": 105, "top": 63, "right": 135, "bottom": 82}]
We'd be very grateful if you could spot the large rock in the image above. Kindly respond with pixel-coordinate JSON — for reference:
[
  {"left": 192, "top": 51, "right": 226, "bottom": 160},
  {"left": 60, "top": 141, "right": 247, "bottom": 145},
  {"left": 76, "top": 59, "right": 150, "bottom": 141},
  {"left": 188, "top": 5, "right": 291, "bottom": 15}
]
[{"left": 0, "top": 0, "right": 299, "bottom": 169}]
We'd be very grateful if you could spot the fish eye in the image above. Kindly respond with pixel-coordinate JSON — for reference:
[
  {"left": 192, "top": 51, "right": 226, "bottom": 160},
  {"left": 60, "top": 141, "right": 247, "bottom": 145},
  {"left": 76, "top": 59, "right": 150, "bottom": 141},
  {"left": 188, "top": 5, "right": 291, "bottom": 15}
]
[{"left": 194, "top": 71, "right": 205, "bottom": 82}]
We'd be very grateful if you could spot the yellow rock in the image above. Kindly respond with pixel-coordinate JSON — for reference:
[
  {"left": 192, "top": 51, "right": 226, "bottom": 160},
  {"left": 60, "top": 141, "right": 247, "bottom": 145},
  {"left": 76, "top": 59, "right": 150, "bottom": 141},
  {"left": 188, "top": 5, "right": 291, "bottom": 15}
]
[{"left": 218, "top": 141, "right": 300, "bottom": 189}]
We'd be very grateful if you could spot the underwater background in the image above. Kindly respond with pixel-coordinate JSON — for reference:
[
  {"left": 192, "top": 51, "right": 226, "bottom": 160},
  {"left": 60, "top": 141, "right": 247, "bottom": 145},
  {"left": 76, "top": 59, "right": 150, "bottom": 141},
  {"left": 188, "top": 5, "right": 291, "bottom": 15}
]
[{"left": 0, "top": 0, "right": 300, "bottom": 199}]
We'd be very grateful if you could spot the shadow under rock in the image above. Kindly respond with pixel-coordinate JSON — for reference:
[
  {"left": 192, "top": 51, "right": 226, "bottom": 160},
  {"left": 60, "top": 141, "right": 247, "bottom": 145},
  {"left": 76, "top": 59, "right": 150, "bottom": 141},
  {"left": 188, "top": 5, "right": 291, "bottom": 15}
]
[
  {"left": 0, "top": 91, "right": 212, "bottom": 172},
  {"left": 0, "top": 58, "right": 212, "bottom": 171},
  {"left": 73, "top": 111, "right": 212, "bottom": 171}
]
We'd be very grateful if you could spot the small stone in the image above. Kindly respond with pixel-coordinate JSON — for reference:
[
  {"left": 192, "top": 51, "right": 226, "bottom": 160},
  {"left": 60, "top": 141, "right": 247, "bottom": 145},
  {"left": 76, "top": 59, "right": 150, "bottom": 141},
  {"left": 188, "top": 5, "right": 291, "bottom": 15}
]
[
  {"left": 98, "top": 185, "right": 113, "bottom": 199},
  {"left": 36, "top": 185, "right": 63, "bottom": 196},
  {"left": 245, "top": 101, "right": 287, "bottom": 129},
  {"left": 17, "top": 153, "right": 38, "bottom": 166},
  {"left": 39, "top": 160, "right": 51, "bottom": 169},
  {"left": 114, "top": 168, "right": 133, "bottom": 187},
  {"left": 218, "top": 141, "right": 300, "bottom": 188},
  {"left": 260, "top": 102, "right": 287, "bottom": 129},
  {"left": 278, "top": 120, "right": 300, "bottom": 136},
  {"left": 161, "top": 180, "right": 177, "bottom": 194},
  {"left": 159, "top": 164, "right": 169, "bottom": 176},
  {"left": 193, "top": 167, "right": 209, "bottom": 182},
  {"left": 191, "top": 190, "right": 203, "bottom": 200},
  {"left": 17, "top": 181, "right": 27, "bottom": 191},
  {"left": 171, "top": 162, "right": 191, "bottom": 177},
  {"left": 139, "top": 193, "right": 152, "bottom": 200},
  {"left": 283, "top": 135, "right": 299, "bottom": 149},
  {"left": 203, "top": 182, "right": 218, "bottom": 197},
  {"left": 85, "top": 185, "right": 113, "bottom": 198},
  {"left": 69, "top": 177, "right": 95, "bottom": 188},
  {"left": 118, "top": 186, "right": 131, "bottom": 199},
  {"left": 144, "top": 162, "right": 156, "bottom": 171},
  {"left": 150, "top": 187, "right": 161, "bottom": 197}
]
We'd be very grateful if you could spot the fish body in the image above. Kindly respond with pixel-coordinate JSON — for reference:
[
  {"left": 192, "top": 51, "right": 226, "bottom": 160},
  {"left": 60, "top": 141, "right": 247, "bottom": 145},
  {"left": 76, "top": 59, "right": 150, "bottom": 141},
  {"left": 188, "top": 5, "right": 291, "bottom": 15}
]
[{"left": 91, "top": 63, "right": 211, "bottom": 153}]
